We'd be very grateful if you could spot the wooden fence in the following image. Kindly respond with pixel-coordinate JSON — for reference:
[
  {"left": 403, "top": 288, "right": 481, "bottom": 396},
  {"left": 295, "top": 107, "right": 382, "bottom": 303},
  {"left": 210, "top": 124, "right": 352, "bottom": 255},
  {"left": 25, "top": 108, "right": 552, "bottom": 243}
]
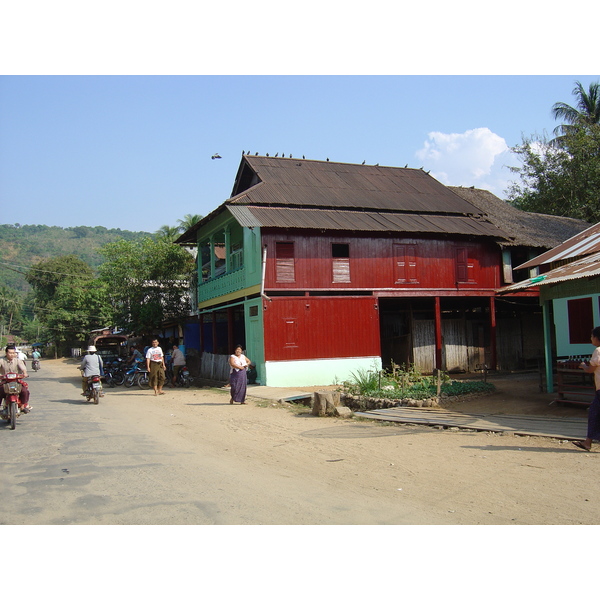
[{"left": 199, "top": 352, "right": 230, "bottom": 381}]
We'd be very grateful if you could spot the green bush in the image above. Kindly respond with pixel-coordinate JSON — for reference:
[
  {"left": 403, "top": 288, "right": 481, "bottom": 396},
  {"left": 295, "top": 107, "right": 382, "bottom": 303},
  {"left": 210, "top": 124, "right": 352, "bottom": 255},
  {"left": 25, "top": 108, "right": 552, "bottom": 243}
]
[{"left": 341, "top": 365, "right": 494, "bottom": 400}]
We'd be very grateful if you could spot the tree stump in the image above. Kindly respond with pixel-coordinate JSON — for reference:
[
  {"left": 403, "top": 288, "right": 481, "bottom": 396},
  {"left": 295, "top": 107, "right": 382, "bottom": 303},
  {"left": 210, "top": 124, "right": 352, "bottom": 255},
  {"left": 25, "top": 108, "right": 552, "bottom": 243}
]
[{"left": 311, "top": 391, "right": 341, "bottom": 416}]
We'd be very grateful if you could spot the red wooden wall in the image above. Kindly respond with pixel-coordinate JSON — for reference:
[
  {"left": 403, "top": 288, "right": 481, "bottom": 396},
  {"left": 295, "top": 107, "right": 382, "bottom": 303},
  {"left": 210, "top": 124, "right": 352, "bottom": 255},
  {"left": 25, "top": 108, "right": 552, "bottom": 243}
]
[
  {"left": 262, "top": 231, "right": 501, "bottom": 293},
  {"left": 263, "top": 296, "right": 381, "bottom": 361}
]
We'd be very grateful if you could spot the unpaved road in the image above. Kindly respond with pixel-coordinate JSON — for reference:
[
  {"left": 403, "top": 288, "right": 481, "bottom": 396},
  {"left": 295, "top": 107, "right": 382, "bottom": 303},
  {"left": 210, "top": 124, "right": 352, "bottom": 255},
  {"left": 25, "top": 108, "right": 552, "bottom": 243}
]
[{"left": 1, "top": 358, "right": 599, "bottom": 525}]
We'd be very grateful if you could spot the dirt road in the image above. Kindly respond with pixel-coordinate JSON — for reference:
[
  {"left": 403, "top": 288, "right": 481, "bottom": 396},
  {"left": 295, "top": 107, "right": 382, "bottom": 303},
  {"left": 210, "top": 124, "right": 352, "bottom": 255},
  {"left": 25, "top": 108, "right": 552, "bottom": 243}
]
[{"left": 2, "top": 358, "right": 599, "bottom": 525}]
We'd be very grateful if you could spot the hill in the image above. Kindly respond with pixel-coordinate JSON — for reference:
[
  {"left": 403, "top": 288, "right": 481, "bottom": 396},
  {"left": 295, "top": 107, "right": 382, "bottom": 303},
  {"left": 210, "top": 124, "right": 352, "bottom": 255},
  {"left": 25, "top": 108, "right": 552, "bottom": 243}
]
[{"left": 0, "top": 223, "right": 152, "bottom": 295}]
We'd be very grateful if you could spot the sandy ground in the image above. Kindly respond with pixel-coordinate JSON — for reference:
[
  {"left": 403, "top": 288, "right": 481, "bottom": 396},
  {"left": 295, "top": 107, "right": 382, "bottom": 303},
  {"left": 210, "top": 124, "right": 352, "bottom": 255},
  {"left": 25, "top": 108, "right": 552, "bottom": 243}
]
[{"left": 13, "top": 358, "right": 600, "bottom": 527}]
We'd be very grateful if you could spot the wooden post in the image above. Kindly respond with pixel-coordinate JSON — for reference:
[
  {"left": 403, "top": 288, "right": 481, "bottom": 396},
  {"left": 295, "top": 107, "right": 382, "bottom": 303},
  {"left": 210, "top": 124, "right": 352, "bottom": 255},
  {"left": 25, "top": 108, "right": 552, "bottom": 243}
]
[
  {"left": 489, "top": 296, "right": 497, "bottom": 370},
  {"left": 434, "top": 297, "right": 443, "bottom": 370}
]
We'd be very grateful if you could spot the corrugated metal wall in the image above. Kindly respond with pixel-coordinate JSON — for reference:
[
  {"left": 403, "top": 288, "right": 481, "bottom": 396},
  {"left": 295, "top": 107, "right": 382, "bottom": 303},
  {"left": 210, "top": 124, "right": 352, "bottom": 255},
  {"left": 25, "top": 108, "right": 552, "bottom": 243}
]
[{"left": 263, "top": 296, "right": 381, "bottom": 361}]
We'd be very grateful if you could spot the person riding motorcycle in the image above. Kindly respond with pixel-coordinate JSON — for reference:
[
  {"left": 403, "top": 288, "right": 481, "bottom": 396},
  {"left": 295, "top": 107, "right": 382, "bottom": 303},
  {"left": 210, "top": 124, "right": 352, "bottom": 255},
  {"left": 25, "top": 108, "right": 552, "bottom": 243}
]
[
  {"left": 78, "top": 345, "right": 104, "bottom": 398},
  {"left": 0, "top": 345, "right": 32, "bottom": 414}
]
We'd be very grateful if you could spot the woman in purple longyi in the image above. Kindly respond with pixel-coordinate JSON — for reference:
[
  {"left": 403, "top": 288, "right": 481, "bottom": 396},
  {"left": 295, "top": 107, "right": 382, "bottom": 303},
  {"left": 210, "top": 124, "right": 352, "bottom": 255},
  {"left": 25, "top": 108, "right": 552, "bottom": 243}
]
[{"left": 229, "top": 345, "right": 251, "bottom": 405}]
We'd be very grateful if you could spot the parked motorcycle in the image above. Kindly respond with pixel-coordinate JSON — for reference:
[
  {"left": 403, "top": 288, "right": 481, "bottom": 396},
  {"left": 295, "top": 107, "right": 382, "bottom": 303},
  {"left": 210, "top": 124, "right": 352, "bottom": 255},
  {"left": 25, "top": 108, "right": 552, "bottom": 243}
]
[
  {"left": 104, "top": 357, "right": 126, "bottom": 387},
  {"left": 123, "top": 360, "right": 150, "bottom": 389},
  {"left": 165, "top": 356, "right": 193, "bottom": 388},
  {"left": 84, "top": 374, "right": 102, "bottom": 404},
  {"left": 1, "top": 373, "right": 26, "bottom": 429}
]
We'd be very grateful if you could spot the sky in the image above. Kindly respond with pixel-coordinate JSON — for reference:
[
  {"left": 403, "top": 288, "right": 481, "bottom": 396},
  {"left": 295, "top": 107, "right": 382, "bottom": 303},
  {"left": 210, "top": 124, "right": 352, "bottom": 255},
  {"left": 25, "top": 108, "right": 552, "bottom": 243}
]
[
  {"left": 2, "top": 74, "right": 598, "bottom": 234},
  {"left": 1, "top": 2, "right": 598, "bottom": 236}
]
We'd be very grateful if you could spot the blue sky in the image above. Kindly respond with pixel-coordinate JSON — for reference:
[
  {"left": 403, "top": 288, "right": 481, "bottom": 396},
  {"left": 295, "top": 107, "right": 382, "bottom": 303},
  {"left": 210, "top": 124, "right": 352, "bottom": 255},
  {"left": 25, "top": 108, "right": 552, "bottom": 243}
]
[
  {"left": 1, "top": 3, "right": 598, "bottom": 235},
  {"left": 2, "top": 75, "right": 598, "bottom": 234}
]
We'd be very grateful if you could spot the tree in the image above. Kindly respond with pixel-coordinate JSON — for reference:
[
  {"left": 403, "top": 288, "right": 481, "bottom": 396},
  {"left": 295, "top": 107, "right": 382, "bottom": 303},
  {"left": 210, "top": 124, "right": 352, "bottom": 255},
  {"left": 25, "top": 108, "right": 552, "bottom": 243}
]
[
  {"left": 99, "top": 237, "right": 195, "bottom": 335},
  {"left": 177, "top": 214, "right": 203, "bottom": 231},
  {"left": 507, "top": 124, "right": 600, "bottom": 222},
  {"left": 25, "top": 255, "right": 114, "bottom": 351},
  {"left": 155, "top": 224, "right": 182, "bottom": 242},
  {"left": 552, "top": 81, "right": 600, "bottom": 143}
]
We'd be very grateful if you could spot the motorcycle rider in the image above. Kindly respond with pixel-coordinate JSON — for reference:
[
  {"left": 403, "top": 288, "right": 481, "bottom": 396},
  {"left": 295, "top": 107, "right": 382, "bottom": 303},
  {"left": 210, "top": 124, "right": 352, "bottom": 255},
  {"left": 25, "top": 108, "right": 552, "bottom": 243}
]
[
  {"left": 0, "top": 345, "right": 31, "bottom": 414},
  {"left": 78, "top": 345, "right": 104, "bottom": 398},
  {"left": 32, "top": 348, "right": 41, "bottom": 369}
]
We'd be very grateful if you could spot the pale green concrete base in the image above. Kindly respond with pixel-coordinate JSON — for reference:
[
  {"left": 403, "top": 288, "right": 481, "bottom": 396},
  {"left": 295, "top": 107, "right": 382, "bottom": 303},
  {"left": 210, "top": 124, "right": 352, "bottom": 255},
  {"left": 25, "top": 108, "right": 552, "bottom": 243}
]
[{"left": 264, "top": 356, "right": 383, "bottom": 387}]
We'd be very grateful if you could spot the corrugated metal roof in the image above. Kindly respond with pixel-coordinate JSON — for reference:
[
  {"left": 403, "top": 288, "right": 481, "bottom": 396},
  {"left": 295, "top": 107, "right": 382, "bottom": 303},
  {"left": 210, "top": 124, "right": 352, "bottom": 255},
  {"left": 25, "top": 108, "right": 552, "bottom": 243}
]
[
  {"left": 516, "top": 222, "right": 600, "bottom": 269},
  {"left": 498, "top": 251, "right": 600, "bottom": 293},
  {"left": 176, "top": 156, "right": 513, "bottom": 244},
  {"left": 227, "top": 205, "right": 505, "bottom": 237},
  {"left": 449, "top": 186, "right": 589, "bottom": 249},
  {"left": 234, "top": 156, "right": 488, "bottom": 215}
]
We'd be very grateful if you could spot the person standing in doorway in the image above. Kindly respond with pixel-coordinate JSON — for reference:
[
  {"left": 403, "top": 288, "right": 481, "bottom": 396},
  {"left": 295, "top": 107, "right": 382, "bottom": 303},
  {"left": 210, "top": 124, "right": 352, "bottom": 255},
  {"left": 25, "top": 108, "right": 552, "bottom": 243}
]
[
  {"left": 228, "top": 344, "right": 251, "bottom": 405},
  {"left": 146, "top": 338, "right": 166, "bottom": 395},
  {"left": 573, "top": 326, "right": 600, "bottom": 451}
]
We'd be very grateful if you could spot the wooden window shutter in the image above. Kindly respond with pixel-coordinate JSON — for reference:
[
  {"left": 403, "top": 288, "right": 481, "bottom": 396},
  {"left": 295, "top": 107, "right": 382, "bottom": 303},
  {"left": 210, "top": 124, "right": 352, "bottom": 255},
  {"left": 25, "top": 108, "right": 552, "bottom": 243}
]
[
  {"left": 568, "top": 297, "right": 593, "bottom": 344},
  {"left": 276, "top": 242, "right": 295, "bottom": 282},
  {"left": 456, "top": 247, "right": 473, "bottom": 282},
  {"left": 332, "top": 243, "right": 350, "bottom": 283},
  {"left": 394, "top": 244, "right": 418, "bottom": 283}
]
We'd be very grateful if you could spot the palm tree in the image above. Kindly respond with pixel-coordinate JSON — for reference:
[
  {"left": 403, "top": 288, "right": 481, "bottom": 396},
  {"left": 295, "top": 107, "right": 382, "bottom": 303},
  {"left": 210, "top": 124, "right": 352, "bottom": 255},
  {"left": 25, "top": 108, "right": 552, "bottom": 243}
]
[
  {"left": 177, "top": 214, "right": 203, "bottom": 231},
  {"left": 552, "top": 80, "right": 600, "bottom": 142},
  {"left": 154, "top": 224, "right": 182, "bottom": 242}
]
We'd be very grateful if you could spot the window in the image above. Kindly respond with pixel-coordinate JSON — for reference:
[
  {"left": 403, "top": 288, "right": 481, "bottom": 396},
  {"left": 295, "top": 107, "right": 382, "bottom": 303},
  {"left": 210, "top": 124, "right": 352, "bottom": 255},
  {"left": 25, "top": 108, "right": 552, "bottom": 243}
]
[
  {"left": 276, "top": 242, "right": 295, "bottom": 282},
  {"left": 568, "top": 297, "right": 594, "bottom": 344},
  {"left": 456, "top": 247, "right": 474, "bottom": 283},
  {"left": 393, "top": 244, "right": 418, "bottom": 283},
  {"left": 332, "top": 243, "right": 350, "bottom": 283}
]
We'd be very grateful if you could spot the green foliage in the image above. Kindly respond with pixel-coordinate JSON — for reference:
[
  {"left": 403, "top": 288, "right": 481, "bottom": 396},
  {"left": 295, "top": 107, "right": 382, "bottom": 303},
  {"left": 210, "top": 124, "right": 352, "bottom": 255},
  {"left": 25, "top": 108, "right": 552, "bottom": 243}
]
[
  {"left": 25, "top": 255, "right": 114, "bottom": 347},
  {"left": 340, "top": 364, "right": 494, "bottom": 400},
  {"left": 99, "top": 237, "right": 195, "bottom": 335},
  {"left": 508, "top": 81, "right": 600, "bottom": 223},
  {"left": 508, "top": 124, "right": 600, "bottom": 223}
]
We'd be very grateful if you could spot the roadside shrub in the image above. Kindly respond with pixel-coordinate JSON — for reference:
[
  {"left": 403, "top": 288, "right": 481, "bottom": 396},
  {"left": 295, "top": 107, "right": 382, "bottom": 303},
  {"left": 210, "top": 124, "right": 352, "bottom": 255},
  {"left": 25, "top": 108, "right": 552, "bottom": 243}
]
[{"left": 340, "top": 364, "right": 494, "bottom": 403}]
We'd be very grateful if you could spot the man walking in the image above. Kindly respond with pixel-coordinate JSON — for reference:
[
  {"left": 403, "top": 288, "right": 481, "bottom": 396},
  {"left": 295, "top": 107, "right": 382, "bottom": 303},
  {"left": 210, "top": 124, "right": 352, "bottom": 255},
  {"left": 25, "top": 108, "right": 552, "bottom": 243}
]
[{"left": 146, "top": 338, "right": 166, "bottom": 395}]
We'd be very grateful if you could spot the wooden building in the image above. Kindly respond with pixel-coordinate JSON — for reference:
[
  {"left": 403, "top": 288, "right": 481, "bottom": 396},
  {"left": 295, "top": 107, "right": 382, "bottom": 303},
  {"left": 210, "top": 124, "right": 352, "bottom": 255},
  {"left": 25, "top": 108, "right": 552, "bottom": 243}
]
[
  {"left": 499, "top": 222, "right": 600, "bottom": 392},
  {"left": 176, "top": 156, "right": 588, "bottom": 386}
]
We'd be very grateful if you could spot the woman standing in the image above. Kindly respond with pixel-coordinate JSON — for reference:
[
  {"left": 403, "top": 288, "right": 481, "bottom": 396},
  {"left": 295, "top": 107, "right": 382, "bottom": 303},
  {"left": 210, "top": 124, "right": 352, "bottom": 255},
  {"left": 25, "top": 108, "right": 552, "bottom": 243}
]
[
  {"left": 574, "top": 326, "right": 600, "bottom": 451},
  {"left": 229, "top": 345, "right": 251, "bottom": 405}
]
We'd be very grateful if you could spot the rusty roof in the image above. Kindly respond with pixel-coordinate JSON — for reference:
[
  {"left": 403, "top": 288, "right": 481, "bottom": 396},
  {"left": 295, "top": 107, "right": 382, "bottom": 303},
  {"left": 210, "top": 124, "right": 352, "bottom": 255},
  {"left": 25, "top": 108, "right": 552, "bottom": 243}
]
[
  {"left": 498, "top": 251, "right": 600, "bottom": 293},
  {"left": 227, "top": 205, "right": 504, "bottom": 236},
  {"left": 515, "top": 222, "right": 600, "bottom": 270},
  {"left": 449, "top": 186, "right": 589, "bottom": 249},
  {"left": 177, "top": 156, "right": 512, "bottom": 244},
  {"left": 232, "top": 156, "right": 489, "bottom": 214}
]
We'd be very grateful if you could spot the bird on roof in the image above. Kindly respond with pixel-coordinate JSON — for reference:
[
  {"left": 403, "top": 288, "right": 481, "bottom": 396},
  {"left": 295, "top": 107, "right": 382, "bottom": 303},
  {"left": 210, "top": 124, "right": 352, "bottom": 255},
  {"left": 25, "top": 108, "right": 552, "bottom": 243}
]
[
  {"left": 211, "top": 153, "right": 221, "bottom": 160},
  {"left": 274, "top": 153, "right": 278, "bottom": 157},
  {"left": 362, "top": 160, "right": 365, "bottom": 165},
  {"left": 289, "top": 154, "right": 292, "bottom": 158},
  {"left": 404, "top": 164, "right": 408, "bottom": 168},
  {"left": 266, "top": 153, "right": 269, "bottom": 156},
  {"left": 326, "top": 158, "right": 329, "bottom": 162},
  {"left": 255, "top": 152, "right": 258, "bottom": 156},
  {"left": 375, "top": 163, "right": 379, "bottom": 166},
  {"left": 302, "top": 155, "right": 305, "bottom": 159}
]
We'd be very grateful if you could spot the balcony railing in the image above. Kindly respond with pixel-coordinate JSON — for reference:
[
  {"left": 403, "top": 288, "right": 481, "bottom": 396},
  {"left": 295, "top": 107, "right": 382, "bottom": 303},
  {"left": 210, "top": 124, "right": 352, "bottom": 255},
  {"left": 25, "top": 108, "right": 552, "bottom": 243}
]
[{"left": 198, "top": 267, "right": 246, "bottom": 302}]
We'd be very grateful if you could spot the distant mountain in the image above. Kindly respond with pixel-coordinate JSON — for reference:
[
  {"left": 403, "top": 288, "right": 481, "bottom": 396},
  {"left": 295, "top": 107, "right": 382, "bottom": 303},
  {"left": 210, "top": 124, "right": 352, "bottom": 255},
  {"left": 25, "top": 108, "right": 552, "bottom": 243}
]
[{"left": 0, "top": 224, "right": 152, "bottom": 294}]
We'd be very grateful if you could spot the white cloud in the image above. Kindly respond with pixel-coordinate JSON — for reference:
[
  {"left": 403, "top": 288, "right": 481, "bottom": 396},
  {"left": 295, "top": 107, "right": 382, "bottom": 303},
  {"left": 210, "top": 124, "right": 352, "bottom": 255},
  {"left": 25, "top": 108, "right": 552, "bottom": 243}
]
[{"left": 415, "top": 127, "right": 519, "bottom": 199}]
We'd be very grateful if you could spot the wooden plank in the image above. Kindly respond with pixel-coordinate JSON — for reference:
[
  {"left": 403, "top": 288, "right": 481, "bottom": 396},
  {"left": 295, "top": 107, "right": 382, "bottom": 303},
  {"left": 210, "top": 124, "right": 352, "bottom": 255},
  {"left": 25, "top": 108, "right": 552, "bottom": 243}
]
[{"left": 354, "top": 407, "right": 588, "bottom": 440}]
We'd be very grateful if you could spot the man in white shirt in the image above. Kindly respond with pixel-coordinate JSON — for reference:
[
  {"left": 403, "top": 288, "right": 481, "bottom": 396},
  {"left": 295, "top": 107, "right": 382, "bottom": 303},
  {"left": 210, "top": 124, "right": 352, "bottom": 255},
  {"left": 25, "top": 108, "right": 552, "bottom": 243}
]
[{"left": 146, "top": 338, "right": 166, "bottom": 395}]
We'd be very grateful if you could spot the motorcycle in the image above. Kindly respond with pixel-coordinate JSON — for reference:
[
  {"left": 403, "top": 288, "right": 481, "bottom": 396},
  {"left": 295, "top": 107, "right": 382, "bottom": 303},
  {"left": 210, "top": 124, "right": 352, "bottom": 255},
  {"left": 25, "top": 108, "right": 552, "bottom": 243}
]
[
  {"left": 1, "top": 373, "right": 26, "bottom": 429},
  {"left": 84, "top": 374, "right": 102, "bottom": 404},
  {"left": 123, "top": 360, "right": 150, "bottom": 390},
  {"left": 104, "top": 357, "right": 126, "bottom": 387},
  {"left": 31, "top": 359, "right": 40, "bottom": 371},
  {"left": 166, "top": 359, "right": 193, "bottom": 387}
]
